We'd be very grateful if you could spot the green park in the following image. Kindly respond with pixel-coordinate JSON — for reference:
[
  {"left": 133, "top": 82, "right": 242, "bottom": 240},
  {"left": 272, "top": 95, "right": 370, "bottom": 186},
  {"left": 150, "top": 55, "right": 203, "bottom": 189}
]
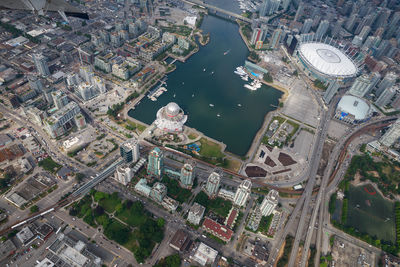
[{"left": 68, "top": 190, "right": 164, "bottom": 263}]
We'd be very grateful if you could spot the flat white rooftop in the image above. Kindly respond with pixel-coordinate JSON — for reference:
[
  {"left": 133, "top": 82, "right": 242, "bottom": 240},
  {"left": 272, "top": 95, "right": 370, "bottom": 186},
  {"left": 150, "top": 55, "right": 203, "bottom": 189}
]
[{"left": 298, "top": 42, "right": 358, "bottom": 78}]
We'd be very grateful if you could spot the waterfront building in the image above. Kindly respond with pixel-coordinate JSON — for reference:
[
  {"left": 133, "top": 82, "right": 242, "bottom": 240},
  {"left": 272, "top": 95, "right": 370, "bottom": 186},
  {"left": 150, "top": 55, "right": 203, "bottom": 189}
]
[
  {"left": 380, "top": 119, "right": 400, "bottom": 147},
  {"left": 162, "top": 32, "right": 176, "bottom": 44},
  {"left": 150, "top": 182, "right": 167, "bottom": 203},
  {"left": 114, "top": 164, "right": 133, "bottom": 185},
  {"left": 51, "top": 91, "right": 69, "bottom": 110},
  {"left": 315, "top": 20, "right": 329, "bottom": 40},
  {"left": 205, "top": 171, "right": 220, "bottom": 198},
  {"left": 154, "top": 102, "right": 188, "bottom": 133},
  {"left": 120, "top": 138, "right": 140, "bottom": 163},
  {"left": 147, "top": 147, "right": 163, "bottom": 178},
  {"left": 180, "top": 162, "right": 195, "bottom": 188},
  {"left": 177, "top": 37, "right": 190, "bottom": 50},
  {"left": 323, "top": 81, "right": 340, "bottom": 104},
  {"left": 376, "top": 72, "right": 396, "bottom": 97},
  {"left": 251, "top": 28, "right": 267, "bottom": 45},
  {"left": 375, "top": 86, "right": 397, "bottom": 108},
  {"left": 187, "top": 202, "right": 205, "bottom": 225},
  {"left": 334, "top": 94, "right": 373, "bottom": 124},
  {"left": 44, "top": 102, "right": 81, "bottom": 138},
  {"left": 33, "top": 53, "right": 50, "bottom": 77},
  {"left": 269, "top": 28, "right": 282, "bottom": 49},
  {"left": 347, "top": 74, "right": 372, "bottom": 98},
  {"left": 260, "top": 189, "right": 279, "bottom": 216},
  {"left": 233, "top": 180, "right": 252, "bottom": 207}
]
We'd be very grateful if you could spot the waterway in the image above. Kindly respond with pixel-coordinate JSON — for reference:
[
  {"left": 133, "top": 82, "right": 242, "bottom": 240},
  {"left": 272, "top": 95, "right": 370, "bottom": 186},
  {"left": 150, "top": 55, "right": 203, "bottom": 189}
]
[{"left": 128, "top": 14, "right": 282, "bottom": 156}]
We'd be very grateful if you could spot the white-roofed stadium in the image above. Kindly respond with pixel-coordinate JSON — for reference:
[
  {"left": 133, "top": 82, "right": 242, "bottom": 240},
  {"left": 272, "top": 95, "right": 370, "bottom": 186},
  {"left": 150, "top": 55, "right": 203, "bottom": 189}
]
[
  {"left": 296, "top": 41, "right": 359, "bottom": 82},
  {"left": 334, "top": 94, "right": 374, "bottom": 124}
]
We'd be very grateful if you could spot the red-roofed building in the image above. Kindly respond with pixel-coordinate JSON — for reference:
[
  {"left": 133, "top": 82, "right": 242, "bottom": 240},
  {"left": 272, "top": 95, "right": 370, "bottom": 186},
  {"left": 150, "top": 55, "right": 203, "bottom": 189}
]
[
  {"left": 224, "top": 208, "right": 238, "bottom": 229},
  {"left": 202, "top": 217, "right": 233, "bottom": 242}
]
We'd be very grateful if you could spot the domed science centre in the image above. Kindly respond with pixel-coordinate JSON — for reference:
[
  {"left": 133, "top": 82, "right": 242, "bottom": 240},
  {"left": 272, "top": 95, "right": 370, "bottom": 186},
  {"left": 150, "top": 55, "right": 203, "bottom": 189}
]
[{"left": 154, "top": 102, "right": 188, "bottom": 133}]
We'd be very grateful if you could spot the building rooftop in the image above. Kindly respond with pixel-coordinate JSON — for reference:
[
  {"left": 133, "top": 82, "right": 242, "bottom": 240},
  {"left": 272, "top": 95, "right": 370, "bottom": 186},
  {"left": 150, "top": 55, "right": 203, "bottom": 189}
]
[
  {"left": 192, "top": 242, "right": 218, "bottom": 266},
  {"left": 298, "top": 42, "right": 358, "bottom": 78},
  {"left": 202, "top": 218, "right": 233, "bottom": 241},
  {"left": 337, "top": 94, "right": 373, "bottom": 120},
  {"left": 169, "top": 229, "right": 192, "bottom": 252}
]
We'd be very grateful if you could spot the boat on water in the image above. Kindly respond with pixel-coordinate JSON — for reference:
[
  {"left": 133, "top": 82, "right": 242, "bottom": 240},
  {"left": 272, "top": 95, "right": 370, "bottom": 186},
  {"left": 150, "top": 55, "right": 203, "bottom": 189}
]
[
  {"left": 148, "top": 86, "right": 167, "bottom": 101},
  {"left": 234, "top": 66, "right": 247, "bottom": 76},
  {"left": 173, "top": 93, "right": 176, "bottom": 98},
  {"left": 223, "top": 49, "right": 230, "bottom": 55},
  {"left": 238, "top": 104, "right": 242, "bottom": 107},
  {"left": 244, "top": 80, "right": 262, "bottom": 91},
  {"left": 217, "top": 113, "right": 221, "bottom": 117},
  {"left": 211, "top": 71, "right": 214, "bottom": 75},
  {"left": 241, "top": 75, "right": 249, "bottom": 81},
  {"left": 209, "top": 104, "right": 214, "bottom": 107},
  {"left": 203, "top": 68, "right": 206, "bottom": 72},
  {"left": 192, "top": 94, "right": 195, "bottom": 97}
]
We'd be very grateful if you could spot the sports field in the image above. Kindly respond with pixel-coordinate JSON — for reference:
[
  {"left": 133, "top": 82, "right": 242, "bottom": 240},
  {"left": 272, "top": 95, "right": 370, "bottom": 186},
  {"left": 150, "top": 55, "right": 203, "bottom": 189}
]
[{"left": 346, "top": 184, "right": 395, "bottom": 242}]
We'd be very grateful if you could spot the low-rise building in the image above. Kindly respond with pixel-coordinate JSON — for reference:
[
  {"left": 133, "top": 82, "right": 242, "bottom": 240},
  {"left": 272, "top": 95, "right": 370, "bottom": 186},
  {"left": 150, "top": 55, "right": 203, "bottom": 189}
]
[
  {"left": 162, "top": 196, "right": 178, "bottom": 212},
  {"left": 202, "top": 217, "right": 233, "bottom": 242},
  {"left": 225, "top": 207, "right": 238, "bottom": 229},
  {"left": 134, "top": 178, "right": 152, "bottom": 197},
  {"left": 16, "top": 226, "right": 35, "bottom": 246},
  {"left": 169, "top": 229, "right": 192, "bottom": 252},
  {"left": 187, "top": 202, "right": 205, "bottom": 225},
  {"left": 150, "top": 182, "right": 167, "bottom": 203},
  {"left": 190, "top": 242, "right": 218, "bottom": 266}
]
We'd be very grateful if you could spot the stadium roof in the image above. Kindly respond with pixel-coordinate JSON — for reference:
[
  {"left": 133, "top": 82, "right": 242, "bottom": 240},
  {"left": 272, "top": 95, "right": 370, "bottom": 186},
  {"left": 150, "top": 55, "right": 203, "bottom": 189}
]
[
  {"left": 337, "top": 95, "right": 372, "bottom": 120},
  {"left": 298, "top": 42, "right": 358, "bottom": 78}
]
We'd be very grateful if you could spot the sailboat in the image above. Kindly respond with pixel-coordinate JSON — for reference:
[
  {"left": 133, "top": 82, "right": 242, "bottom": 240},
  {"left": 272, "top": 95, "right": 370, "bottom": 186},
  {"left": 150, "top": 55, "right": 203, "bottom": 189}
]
[{"left": 223, "top": 49, "right": 230, "bottom": 55}]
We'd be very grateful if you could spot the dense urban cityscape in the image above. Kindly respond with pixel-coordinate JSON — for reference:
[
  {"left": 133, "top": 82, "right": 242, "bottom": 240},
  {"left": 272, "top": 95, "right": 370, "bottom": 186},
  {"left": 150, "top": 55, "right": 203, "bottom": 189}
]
[{"left": 0, "top": 0, "right": 400, "bottom": 266}]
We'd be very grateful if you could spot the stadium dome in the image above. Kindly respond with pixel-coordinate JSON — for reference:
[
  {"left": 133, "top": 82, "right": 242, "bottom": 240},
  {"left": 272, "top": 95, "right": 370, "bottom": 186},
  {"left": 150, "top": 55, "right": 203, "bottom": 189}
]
[
  {"left": 297, "top": 42, "right": 358, "bottom": 80},
  {"left": 335, "top": 94, "right": 373, "bottom": 124}
]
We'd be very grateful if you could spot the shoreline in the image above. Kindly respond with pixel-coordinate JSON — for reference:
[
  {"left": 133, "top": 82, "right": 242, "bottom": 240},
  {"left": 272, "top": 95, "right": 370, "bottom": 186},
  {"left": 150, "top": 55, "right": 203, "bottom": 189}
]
[{"left": 126, "top": 15, "right": 290, "bottom": 160}]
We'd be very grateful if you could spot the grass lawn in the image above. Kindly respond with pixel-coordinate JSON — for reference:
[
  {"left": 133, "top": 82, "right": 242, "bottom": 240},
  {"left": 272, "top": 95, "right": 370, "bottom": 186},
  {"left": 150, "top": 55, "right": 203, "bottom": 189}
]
[
  {"left": 346, "top": 184, "right": 395, "bottom": 243},
  {"left": 99, "top": 194, "right": 121, "bottom": 213},
  {"left": 103, "top": 219, "right": 131, "bottom": 245},
  {"left": 225, "top": 158, "right": 241, "bottom": 172},
  {"left": 198, "top": 138, "right": 224, "bottom": 159},
  {"left": 116, "top": 201, "right": 148, "bottom": 227},
  {"left": 208, "top": 197, "right": 233, "bottom": 218},
  {"left": 258, "top": 215, "right": 273, "bottom": 234},
  {"left": 188, "top": 133, "right": 198, "bottom": 140},
  {"left": 38, "top": 157, "right": 62, "bottom": 173}
]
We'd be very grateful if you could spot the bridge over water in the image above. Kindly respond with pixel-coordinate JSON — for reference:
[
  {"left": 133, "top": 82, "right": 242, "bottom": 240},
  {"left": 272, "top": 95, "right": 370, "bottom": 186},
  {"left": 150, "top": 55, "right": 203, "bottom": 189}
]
[{"left": 181, "top": 0, "right": 252, "bottom": 23}]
